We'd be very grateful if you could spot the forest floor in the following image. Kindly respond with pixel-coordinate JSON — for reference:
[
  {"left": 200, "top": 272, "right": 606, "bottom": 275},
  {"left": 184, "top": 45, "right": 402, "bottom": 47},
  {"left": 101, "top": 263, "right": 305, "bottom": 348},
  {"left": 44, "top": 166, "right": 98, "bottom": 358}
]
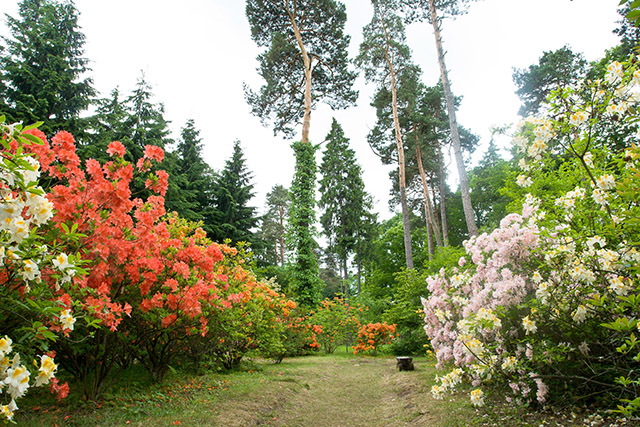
[{"left": 15, "top": 351, "right": 636, "bottom": 426}]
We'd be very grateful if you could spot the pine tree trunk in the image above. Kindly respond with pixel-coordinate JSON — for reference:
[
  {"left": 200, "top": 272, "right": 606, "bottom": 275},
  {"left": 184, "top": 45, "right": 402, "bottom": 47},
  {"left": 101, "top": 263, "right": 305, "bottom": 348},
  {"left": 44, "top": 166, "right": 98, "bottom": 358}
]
[
  {"left": 381, "top": 15, "right": 413, "bottom": 270},
  {"left": 289, "top": 10, "right": 312, "bottom": 143},
  {"left": 415, "top": 133, "right": 442, "bottom": 247},
  {"left": 356, "top": 256, "right": 362, "bottom": 295},
  {"left": 436, "top": 141, "right": 449, "bottom": 246},
  {"left": 342, "top": 256, "right": 348, "bottom": 300},
  {"left": 278, "top": 205, "right": 286, "bottom": 266},
  {"left": 425, "top": 202, "right": 434, "bottom": 261},
  {"left": 428, "top": 0, "right": 477, "bottom": 237}
]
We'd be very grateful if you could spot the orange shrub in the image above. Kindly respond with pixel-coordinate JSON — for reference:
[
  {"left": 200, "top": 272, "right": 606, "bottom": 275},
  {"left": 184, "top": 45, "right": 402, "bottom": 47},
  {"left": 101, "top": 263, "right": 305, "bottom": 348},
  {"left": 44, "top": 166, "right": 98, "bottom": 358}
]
[{"left": 353, "top": 322, "right": 397, "bottom": 356}]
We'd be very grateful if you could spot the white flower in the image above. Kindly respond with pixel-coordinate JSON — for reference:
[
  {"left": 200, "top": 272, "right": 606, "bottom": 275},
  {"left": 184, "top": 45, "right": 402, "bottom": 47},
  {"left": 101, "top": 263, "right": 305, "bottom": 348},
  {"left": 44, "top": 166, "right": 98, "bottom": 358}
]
[
  {"left": 595, "top": 175, "right": 616, "bottom": 191},
  {"left": 60, "top": 309, "right": 76, "bottom": 331},
  {"left": 4, "top": 363, "right": 30, "bottom": 399},
  {"left": 470, "top": 388, "right": 485, "bottom": 407},
  {"left": 34, "top": 355, "right": 57, "bottom": 387},
  {"left": 0, "top": 336, "right": 12, "bottom": 358},
  {"left": 608, "top": 276, "right": 631, "bottom": 296},
  {"left": 522, "top": 315, "right": 537, "bottom": 335},
  {"left": 605, "top": 61, "right": 624, "bottom": 84},
  {"left": 52, "top": 253, "right": 73, "bottom": 271},
  {"left": 572, "top": 305, "right": 588, "bottom": 324},
  {"left": 516, "top": 174, "right": 533, "bottom": 188},
  {"left": 569, "top": 110, "right": 587, "bottom": 126},
  {"left": 578, "top": 341, "right": 590, "bottom": 356},
  {"left": 592, "top": 188, "right": 608, "bottom": 206},
  {"left": 501, "top": 356, "right": 517, "bottom": 373},
  {"left": 20, "top": 259, "right": 40, "bottom": 282},
  {"left": 519, "top": 158, "right": 530, "bottom": 171},
  {"left": 584, "top": 152, "right": 594, "bottom": 168}
]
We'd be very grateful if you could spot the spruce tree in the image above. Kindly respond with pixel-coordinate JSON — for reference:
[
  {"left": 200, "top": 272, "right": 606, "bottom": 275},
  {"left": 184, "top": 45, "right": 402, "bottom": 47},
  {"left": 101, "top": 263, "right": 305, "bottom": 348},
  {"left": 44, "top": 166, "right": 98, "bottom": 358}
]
[
  {"left": 258, "top": 184, "right": 289, "bottom": 267},
  {"left": 0, "top": 0, "right": 94, "bottom": 136},
  {"left": 210, "top": 140, "right": 258, "bottom": 246},
  {"left": 318, "top": 119, "right": 371, "bottom": 291}
]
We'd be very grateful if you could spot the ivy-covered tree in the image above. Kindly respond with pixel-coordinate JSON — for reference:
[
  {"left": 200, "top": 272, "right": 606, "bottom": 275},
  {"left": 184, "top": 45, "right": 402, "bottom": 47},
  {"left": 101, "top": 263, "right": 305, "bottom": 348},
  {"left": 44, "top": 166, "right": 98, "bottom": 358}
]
[
  {"left": 318, "top": 119, "right": 372, "bottom": 293},
  {"left": 356, "top": 0, "right": 416, "bottom": 269},
  {"left": 401, "top": 0, "right": 480, "bottom": 237},
  {"left": 210, "top": 140, "right": 258, "bottom": 246},
  {"left": 513, "top": 46, "right": 587, "bottom": 117},
  {"left": 245, "top": 0, "right": 358, "bottom": 305},
  {"left": 0, "top": 0, "right": 95, "bottom": 137},
  {"left": 287, "top": 141, "right": 324, "bottom": 306}
]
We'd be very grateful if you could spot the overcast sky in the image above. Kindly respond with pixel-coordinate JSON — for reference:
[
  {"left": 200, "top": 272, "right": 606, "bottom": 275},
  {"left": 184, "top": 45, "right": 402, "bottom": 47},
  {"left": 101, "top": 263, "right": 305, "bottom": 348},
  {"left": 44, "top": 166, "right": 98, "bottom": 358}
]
[{"left": 1, "top": 0, "right": 621, "bottom": 220}]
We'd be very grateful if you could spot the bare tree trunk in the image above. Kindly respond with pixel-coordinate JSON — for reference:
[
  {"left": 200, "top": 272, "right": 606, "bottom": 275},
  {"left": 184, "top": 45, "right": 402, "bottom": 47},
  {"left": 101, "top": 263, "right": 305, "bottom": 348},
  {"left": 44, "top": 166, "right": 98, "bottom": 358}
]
[
  {"left": 428, "top": 0, "right": 477, "bottom": 237},
  {"left": 342, "top": 256, "right": 349, "bottom": 300},
  {"left": 415, "top": 132, "right": 442, "bottom": 247},
  {"left": 381, "top": 13, "right": 413, "bottom": 269},
  {"left": 425, "top": 202, "right": 434, "bottom": 261},
  {"left": 436, "top": 141, "right": 449, "bottom": 246},
  {"left": 278, "top": 206, "right": 285, "bottom": 265},
  {"left": 289, "top": 7, "right": 312, "bottom": 143}
]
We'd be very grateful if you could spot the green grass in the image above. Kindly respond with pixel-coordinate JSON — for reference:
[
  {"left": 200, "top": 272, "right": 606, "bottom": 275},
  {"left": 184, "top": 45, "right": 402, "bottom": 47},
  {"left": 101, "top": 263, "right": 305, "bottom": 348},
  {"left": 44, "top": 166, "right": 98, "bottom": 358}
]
[{"left": 13, "top": 349, "right": 637, "bottom": 426}]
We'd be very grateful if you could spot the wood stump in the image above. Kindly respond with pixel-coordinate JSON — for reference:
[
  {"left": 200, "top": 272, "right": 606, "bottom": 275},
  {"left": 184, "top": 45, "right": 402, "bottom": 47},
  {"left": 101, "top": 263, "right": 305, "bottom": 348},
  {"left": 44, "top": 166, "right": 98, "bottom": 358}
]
[{"left": 396, "top": 356, "right": 414, "bottom": 371}]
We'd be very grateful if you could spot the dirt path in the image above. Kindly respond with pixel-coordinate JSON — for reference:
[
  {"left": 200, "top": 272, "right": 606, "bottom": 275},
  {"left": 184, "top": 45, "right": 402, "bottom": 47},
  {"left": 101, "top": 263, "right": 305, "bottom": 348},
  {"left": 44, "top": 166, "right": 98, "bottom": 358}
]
[{"left": 211, "top": 354, "right": 463, "bottom": 427}]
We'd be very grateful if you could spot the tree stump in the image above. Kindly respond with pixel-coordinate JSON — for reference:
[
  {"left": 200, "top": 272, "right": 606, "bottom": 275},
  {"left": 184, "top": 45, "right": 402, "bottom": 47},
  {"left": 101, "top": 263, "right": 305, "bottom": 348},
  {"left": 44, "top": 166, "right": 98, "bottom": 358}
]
[{"left": 396, "top": 356, "right": 414, "bottom": 371}]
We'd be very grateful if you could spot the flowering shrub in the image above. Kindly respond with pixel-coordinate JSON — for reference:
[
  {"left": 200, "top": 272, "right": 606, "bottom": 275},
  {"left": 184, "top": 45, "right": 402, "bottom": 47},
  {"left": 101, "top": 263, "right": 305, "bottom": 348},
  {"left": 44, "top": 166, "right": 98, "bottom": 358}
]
[
  {"left": 353, "top": 322, "right": 396, "bottom": 356},
  {"left": 0, "top": 118, "right": 82, "bottom": 420},
  {"left": 309, "top": 297, "right": 362, "bottom": 353},
  {"left": 422, "top": 59, "right": 640, "bottom": 413}
]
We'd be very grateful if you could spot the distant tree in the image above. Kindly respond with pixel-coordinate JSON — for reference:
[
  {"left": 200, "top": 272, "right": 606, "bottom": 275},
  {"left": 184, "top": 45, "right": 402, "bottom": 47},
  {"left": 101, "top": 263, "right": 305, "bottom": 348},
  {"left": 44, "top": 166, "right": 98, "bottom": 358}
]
[
  {"left": 401, "top": 0, "right": 480, "bottom": 237},
  {"left": 0, "top": 0, "right": 95, "bottom": 136},
  {"left": 81, "top": 87, "right": 130, "bottom": 162},
  {"left": 469, "top": 139, "right": 510, "bottom": 230},
  {"left": 165, "top": 119, "right": 217, "bottom": 236},
  {"left": 210, "top": 140, "right": 258, "bottom": 246},
  {"left": 258, "top": 184, "right": 289, "bottom": 266},
  {"left": 245, "top": 0, "right": 358, "bottom": 305},
  {"left": 318, "top": 119, "right": 372, "bottom": 295},
  {"left": 356, "top": 0, "right": 415, "bottom": 269},
  {"left": 513, "top": 46, "right": 587, "bottom": 117}
]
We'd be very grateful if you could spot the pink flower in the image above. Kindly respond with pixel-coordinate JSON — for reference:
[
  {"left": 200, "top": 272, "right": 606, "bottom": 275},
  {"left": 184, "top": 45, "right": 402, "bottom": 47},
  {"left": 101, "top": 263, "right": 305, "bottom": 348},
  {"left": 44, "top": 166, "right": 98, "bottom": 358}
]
[{"left": 107, "top": 141, "right": 126, "bottom": 158}]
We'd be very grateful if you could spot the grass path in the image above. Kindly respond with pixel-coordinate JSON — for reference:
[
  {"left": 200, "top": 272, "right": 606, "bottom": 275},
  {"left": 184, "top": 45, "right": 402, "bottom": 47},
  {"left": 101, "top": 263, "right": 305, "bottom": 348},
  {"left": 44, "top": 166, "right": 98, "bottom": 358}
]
[{"left": 206, "top": 354, "right": 465, "bottom": 427}]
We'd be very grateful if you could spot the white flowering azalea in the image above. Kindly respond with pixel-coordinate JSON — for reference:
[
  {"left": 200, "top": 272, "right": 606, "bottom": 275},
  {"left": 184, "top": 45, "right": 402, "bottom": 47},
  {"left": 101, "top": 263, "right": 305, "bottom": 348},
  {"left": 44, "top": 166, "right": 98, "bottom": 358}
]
[
  {"left": 522, "top": 315, "right": 537, "bottom": 335},
  {"left": 20, "top": 259, "right": 40, "bottom": 282},
  {"left": 569, "top": 110, "right": 588, "bottom": 126},
  {"left": 4, "top": 362, "right": 30, "bottom": 399},
  {"left": 527, "top": 139, "right": 547, "bottom": 158},
  {"left": 0, "top": 337, "right": 12, "bottom": 358},
  {"left": 516, "top": 174, "right": 533, "bottom": 188},
  {"left": 608, "top": 276, "right": 631, "bottom": 296},
  {"left": 52, "top": 253, "right": 73, "bottom": 272},
  {"left": 470, "top": 389, "right": 485, "bottom": 407},
  {"left": 592, "top": 188, "right": 608, "bottom": 206},
  {"left": 60, "top": 309, "right": 76, "bottom": 331},
  {"left": 7, "top": 217, "right": 30, "bottom": 244},
  {"left": 606, "top": 61, "right": 624, "bottom": 84},
  {"left": 0, "top": 196, "right": 23, "bottom": 222},
  {"left": 572, "top": 305, "right": 588, "bottom": 324},
  {"left": 34, "top": 355, "right": 57, "bottom": 387},
  {"left": 583, "top": 151, "right": 594, "bottom": 168},
  {"left": 501, "top": 356, "right": 517, "bottom": 373},
  {"left": 595, "top": 174, "right": 616, "bottom": 191},
  {"left": 431, "top": 384, "right": 445, "bottom": 399},
  {"left": 518, "top": 158, "right": 530, "bottom": 171}
]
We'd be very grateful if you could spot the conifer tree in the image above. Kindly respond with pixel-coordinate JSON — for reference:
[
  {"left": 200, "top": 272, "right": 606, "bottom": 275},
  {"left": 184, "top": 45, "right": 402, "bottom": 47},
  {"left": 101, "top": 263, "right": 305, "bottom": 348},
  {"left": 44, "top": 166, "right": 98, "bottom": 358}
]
[
  {"left": 0, "top": 0, "right": 94, "bottom": 136},
  {"left": 319, "top": 119, "right": 372, "bottom": 291},
  {"left": 210, "top": 140, "right": 258, "bottom": 246},
  {"left": 259, "top": 184, "right": 289, "bottom": 267}
]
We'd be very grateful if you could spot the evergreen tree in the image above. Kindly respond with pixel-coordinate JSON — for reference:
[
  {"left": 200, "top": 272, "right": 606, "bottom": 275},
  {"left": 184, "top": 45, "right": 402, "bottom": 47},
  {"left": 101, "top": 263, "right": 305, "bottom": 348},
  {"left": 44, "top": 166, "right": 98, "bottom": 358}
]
[
  {"left": 258, "top": 184, "right": 289, "bottom": 267},
  {"left": 0, "top": 0, "right": 94, "bottom": 136},
  {"left": 210, "top": 140, "right": 258, "bottom": 246},
  {"left": 469, "top": 140, "right": 510, "bottom": 230},
  {"left": 318, "top": 119, "right": 372, "bottom": 292},
  {"left": 513, "top": 46, "right": 587, "bottom": 117},
  {"left": 165, "top": 119, "right": 217, "bottom": 236}
]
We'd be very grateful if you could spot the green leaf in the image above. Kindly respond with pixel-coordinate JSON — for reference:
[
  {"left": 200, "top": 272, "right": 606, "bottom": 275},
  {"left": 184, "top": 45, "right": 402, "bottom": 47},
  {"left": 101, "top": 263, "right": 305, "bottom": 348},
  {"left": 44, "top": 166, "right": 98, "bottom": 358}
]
[
  {"left": 22, "top": 121, "right": 43, "bottom": 131},
  {"left": 21, "top": 133, "right": 44, "bottom": 145}
]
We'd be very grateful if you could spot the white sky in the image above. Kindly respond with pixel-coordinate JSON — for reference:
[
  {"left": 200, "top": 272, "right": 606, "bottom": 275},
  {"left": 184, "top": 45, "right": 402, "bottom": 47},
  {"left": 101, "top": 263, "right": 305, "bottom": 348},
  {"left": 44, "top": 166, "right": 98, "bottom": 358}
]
[{"left": 1, "top": 0, "right": 621, "bottom": 220}]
